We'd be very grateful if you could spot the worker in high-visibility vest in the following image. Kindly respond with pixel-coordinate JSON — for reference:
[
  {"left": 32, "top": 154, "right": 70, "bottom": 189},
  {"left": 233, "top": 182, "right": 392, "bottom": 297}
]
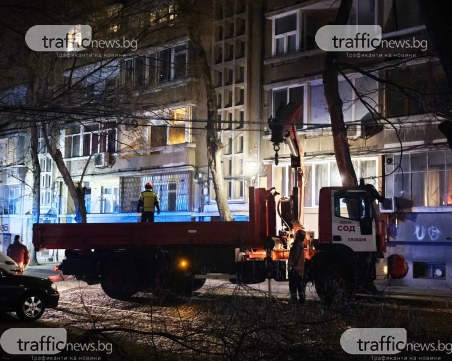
[{"left": 137, "top": 182, "right": 160, "bottom": 222}]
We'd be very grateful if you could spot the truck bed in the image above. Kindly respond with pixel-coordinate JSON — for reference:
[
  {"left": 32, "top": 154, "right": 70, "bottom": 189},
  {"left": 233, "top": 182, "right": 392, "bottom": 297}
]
[{"left": 33, "top": 222, "right": 255, "bottom": 250}]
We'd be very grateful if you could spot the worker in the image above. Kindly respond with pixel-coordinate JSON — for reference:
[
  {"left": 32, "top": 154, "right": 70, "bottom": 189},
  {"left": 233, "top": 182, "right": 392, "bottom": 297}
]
[
  {"left": 7, "top": 235, "right": 30, "bottom": 274},
  {"left": 137, "top": 181, "right": 160, "bottom": 222},
  {"left": 288, "top": 229, "right": 306, "bottom": 305}
]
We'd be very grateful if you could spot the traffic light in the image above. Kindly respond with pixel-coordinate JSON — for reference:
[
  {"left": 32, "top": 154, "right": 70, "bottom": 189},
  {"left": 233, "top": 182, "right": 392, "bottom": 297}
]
[{"left": 438, "top": 121, "right": 452, "bottom": 149}]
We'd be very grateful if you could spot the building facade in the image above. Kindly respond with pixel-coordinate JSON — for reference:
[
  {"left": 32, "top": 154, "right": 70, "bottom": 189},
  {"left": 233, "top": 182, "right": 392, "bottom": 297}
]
[{"left": 0, "top": 0, "right": 451, "bottom": 288}]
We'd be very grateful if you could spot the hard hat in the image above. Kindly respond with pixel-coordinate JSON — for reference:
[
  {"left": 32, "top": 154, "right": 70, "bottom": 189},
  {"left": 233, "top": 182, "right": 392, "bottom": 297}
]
[{"left": 145, "top": 182, "right": 153, "bottom": 189}]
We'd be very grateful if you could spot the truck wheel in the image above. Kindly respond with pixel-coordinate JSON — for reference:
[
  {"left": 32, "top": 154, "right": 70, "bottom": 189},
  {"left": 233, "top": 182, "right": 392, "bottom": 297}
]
[
  {"left": 16, "top": 293, "right": 46, "bottom": 321},
  {"left": 314, "top": 264, "right": 354, "bottom": 306},
  {"left": 101, "top": 266, "right": 139, "bottom": 300}
]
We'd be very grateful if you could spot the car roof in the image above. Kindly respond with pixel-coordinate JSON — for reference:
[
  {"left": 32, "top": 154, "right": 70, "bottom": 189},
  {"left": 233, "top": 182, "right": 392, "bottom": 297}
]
[{"left": 0, "top": 251, "right": 17, "bottom": 264}]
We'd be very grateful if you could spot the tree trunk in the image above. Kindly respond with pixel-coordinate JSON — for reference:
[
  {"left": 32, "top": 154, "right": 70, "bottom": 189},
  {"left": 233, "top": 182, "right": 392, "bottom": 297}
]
[
  {"left": 181, "top": 0, "right": 233, "bottom": 221},
  {"left": 30, "top": 122, "right": 41, "bottom": 225},
  {"left": 42, "top": 125, "right": 87, "bottom": 223},
  {"left": 323, "top": 0, "right": 358, "bottom": 188},
  {"left": 29, "top": 121, "right": 41, "bottom": 264}
]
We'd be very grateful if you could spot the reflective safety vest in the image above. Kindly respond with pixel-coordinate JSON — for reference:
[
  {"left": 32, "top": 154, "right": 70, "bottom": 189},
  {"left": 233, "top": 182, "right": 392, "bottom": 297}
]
[{"left": 141, "top": 190, "right": 159, "bottom": 212}]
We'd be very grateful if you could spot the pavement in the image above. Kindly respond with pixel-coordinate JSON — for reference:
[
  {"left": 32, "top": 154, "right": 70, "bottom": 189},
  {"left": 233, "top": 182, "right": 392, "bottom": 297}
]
[{"left": 23, "top": 263, "right": 452, "bottom": 305}]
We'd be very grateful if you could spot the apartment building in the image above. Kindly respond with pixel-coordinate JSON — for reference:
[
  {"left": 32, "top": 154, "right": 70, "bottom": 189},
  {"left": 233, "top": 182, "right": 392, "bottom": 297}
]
[
  {"left": 0, "top": 1, "right": 210, "bottom": 259},
  {"left": 204, "top": 0, "right": 264, "bottom": 217}
]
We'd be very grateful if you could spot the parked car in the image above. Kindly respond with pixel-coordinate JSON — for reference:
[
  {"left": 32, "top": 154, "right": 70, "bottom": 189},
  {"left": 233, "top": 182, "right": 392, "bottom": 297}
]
[
  {"left": 0, "top": 267, "right": 60, "bottom": 321},
  {"left": 0, "top": 252, "right": 21, "bottom": 274}
]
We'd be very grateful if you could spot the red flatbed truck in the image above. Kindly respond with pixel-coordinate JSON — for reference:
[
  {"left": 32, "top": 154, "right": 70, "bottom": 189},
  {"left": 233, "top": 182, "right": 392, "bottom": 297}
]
[{"left": 32, "top": 183, "right": 406, "bottom": 303}]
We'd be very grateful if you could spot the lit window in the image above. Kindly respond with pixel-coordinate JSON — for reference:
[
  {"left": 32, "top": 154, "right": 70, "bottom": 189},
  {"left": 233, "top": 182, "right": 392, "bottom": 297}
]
[
  {"left": 40, "top": 156, "right": 53, "bottom": 208},
  {"left": 0, "top": 185, "right": 22, "bottom": 215},
  {"left": 222, "top": 134, "right": 245, "bottom": 200},
  {"left": 65, "top": 123, "right": 117, "bottom": 158},
  {"left": 101, "top": 186, "right": 119, "bottom": 213},
  {"left": 386, "top": 151, "right": 452, "bottom": 208},
  {"left": 302, "top": 158, "right": 378, "bottom": 207},
  {"left": 168, "top": 108, "right": 186, "bottom": 145}
]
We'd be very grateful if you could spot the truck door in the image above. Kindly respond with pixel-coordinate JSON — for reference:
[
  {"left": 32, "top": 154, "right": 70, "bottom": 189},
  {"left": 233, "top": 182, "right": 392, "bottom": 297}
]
[{"left": 331, "top": 191, "right": 377, "bottom": 252}]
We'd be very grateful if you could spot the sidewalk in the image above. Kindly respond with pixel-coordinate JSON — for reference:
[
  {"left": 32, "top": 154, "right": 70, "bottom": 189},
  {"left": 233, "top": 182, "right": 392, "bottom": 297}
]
[{"left": 374, "top": 279, "right": 452, "bottom": 304}]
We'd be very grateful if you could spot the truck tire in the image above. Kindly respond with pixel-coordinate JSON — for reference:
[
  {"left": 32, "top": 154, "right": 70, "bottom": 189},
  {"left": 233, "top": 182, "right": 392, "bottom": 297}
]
[
  {"left": 314, "top": 264, "right": 354, "bottom": 306},
  {"left": 101, "top": 265, "right": 139, "bottom": 300}
]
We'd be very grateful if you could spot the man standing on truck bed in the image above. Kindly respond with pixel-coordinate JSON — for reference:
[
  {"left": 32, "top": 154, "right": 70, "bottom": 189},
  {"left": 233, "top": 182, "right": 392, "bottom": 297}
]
[{"left": 137, "top": 182, "right": 160, "bottom": 222}]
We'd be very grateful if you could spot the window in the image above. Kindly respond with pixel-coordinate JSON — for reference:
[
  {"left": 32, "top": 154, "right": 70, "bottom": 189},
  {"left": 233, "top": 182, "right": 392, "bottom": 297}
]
[
  {"left": 336, "top": 192, "right": 371, "bottom": 221},
  {"left": 309, "top": 77, "right": 378, "bottom": 124},
  {"left": 168, "top": 108, "right": 187, "bottom": 144},
  {"left": 65, "top": 124, "right": 117, "bottom": 158},
  {"left": 151, "top": 125, "right": 167, "bottom": 147},
  {"left": 40, "top": 156, "right": 53, "bottom": 208},
  {"left": 304, "top": 158, "right": 377, "bottom": 207},
  {"left": 123, "top": 58, "right": 134, "bottom": 87},
  {"left": 387, "top": 65, "right": 426, "bottom": 117},
  {"left": 273, "top": 13, "right": 298, "bottom": 56},
  {"left": 150, "top": 107, "right": 191, "bottom": 147},
  {"left": 147, "top": 43, "right": 188, "bottom": 86},
  {"left": 222, "top": 134, "right": 245, "bottom": 200},
  {"left": 0, "top": 185, "right": 22, "bottom": 215},
  {"left": 386, "top": 151, "right": 452, "bottom": 207},
  {"left": 142, "top": 173, "right": 190, "bottom": 211},
  {"left": 349, "top": 0, "right": 376, "bottom": 25},
  {"left": 380, "top": 0, "right": 423, "bottom": 33},
  {"left": 0, "top": 135, "right": 26, "bottom": 165},
  {"left": 100, "top": 186, "right": 119, "bottom": 213},
  {"left": 149, "top": 4, "right": 178, "bottom": 24},
  {"left": 65, "top": 126, "right": 81, "bottom": 158},
  {"left": 158, "top": 49, "right": 171, "bottom": 83},
  {"left": 134, "top": 56, "right": 146, "bottom": 88},
  {"left": 173, "top": 44, "right": 187, "bottom": 80},
  {"left": 272, "top": 85, "right": 304, "bottom": 119}
]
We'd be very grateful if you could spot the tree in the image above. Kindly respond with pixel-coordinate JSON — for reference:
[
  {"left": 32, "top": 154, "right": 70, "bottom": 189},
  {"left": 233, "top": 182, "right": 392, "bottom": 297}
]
[
  {"left": 177, "top": 0, "right": 233, "bottom": 221},
  {"left": 322, "top": 0, "right": 358, "bottom": 188}
]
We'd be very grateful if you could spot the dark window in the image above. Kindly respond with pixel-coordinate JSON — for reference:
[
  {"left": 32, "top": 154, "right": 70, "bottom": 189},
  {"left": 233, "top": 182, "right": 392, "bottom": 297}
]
[
  {"left": 174, "top": 45, "right": 187, "bottom": 80},
  {"left": 158, "top": 49, "right": 171, "bottom": 83},
  {"left": 275, "top": 14, "right": 297, "bottom": 35},
  {"left": 151, "top": 125, "right": 167, "bottom": 147}
]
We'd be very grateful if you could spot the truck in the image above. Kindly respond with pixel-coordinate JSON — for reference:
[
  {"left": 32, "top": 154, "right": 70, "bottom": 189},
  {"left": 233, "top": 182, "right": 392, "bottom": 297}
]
[{"left": 32, "top": 102, "right": 408, "bottom": 304}]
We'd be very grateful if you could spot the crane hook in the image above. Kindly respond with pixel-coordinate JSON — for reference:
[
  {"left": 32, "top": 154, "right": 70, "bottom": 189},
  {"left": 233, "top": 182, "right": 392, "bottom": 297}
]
[{"left": 273, "top": 144, "right": 280, "bottom": 165}]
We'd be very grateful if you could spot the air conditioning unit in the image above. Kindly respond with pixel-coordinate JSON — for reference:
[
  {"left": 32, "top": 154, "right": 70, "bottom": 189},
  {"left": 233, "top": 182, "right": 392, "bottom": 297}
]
[{"left": 94, "top": 152, "right": 109, "bottom": 168}]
